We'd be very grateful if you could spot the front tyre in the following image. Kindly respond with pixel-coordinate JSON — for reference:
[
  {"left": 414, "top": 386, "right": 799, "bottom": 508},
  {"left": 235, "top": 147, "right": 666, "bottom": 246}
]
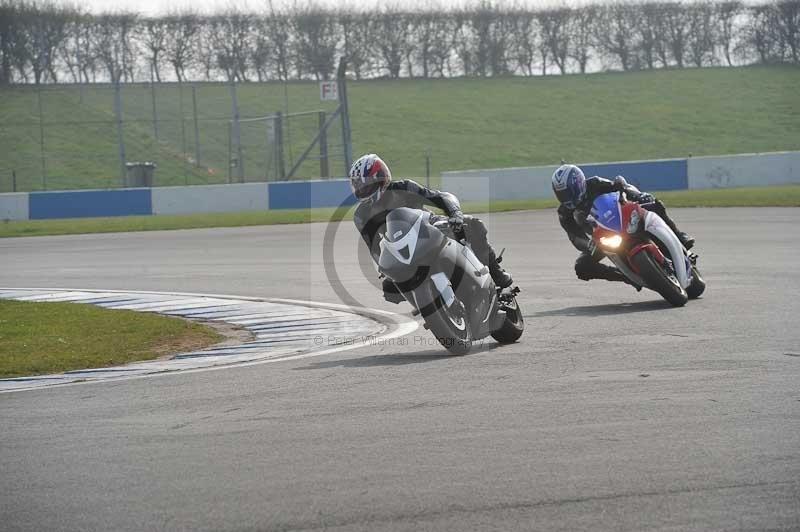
[
  {"left": 421, "top": 283, "right": 472, "bottom": 355},
  {"left": 491, "top": 296, "right": 524, "bottom": 344},
  {"left": 631, "top": 250, "right": 688, "bottom": 307}
]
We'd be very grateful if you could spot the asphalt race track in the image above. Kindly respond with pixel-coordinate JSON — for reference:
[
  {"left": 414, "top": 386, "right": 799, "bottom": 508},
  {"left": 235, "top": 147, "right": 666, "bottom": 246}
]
[{"left": 1, "top": 207, "right": 799, "bottom": 532}]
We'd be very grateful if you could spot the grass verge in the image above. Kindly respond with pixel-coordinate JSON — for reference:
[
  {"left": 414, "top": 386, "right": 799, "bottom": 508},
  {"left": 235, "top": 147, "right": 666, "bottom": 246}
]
[
  {"left": 0, "top": 185, "right": 798, "bottom": 239},
  {"left": 0, "top": 299, "right": 222, "bottom": 378}
]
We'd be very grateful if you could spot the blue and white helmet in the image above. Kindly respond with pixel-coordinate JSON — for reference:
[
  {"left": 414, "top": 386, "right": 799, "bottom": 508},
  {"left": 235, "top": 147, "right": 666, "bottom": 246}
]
[{"left": 551, "top": 164, "right": 586, "bottom": 209}]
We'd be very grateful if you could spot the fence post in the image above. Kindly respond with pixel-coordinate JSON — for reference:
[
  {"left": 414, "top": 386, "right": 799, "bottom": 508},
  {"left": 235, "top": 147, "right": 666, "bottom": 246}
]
[
  {"left": 178, "top": 82, "right": 188, "bottom": 185},
  {"left": 36, "top": 87, "right": 46, "bottom": 190},
  {"left": 114, "top": 80, "right": 126, "bottom": 186},
  {"left": 192, "top": 84, "right": 200, "bottom": 167},
  {"left": 228, "top": 80, "right": 244, "bottom": 182},
  {"left": 227, "top": 121, "right": 232, "bottom": 183},
  {"left": 150, "top": 77, "right": 159, "bottom": 141},
  {"left": 336, "top": 58, "right": 353, "bottom": 176},
  {"left": 275, "top": 111, "right": 285, "bottom": 180},
  {"left": 425, "top": 148, "right": 431, "bottom": 188},
  {"left": 12, "top": 170, "right": 16, "bottom": 193},
  {"left": 319, "top": 111, "right": 329, "bottom": 178}
]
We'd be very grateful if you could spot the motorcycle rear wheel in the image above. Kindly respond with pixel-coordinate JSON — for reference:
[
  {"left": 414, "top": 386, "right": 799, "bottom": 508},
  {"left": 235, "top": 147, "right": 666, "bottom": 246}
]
[
  {"left": 631, "top": 250, "right": 688, "bottom": 307},
  {"left": 491, "top": 296, "right": 524, "bottom": 344},
  {"left": 687, "top": 265, "right": 706, "bottom": 299}
]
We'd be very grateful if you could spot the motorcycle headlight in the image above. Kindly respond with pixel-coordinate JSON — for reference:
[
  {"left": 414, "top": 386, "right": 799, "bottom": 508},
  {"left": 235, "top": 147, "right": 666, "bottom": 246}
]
[{"left": 599, "top": 234, "right": 623, "bottom": 249}]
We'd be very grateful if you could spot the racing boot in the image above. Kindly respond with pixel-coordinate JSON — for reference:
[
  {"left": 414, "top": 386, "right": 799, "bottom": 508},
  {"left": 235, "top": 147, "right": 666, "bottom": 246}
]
[
  {"left": 484, "top": 250, "right": 513, "bottom": 289},
  {"left": 595, "top": 264, "right": 642, "bottom": 291},
  {"left": 675, "top": 231, "right": 695, "bottom": 250}
]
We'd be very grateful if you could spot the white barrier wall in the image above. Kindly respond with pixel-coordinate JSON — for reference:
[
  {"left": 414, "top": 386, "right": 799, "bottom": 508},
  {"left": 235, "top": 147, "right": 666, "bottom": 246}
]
[
  {"left": 0, "top": 193, "right": 29, "bottom": 221},
  {"left": 151, "top": 183, "right": 269, "bottom": 215},
  {"left": 688, "top": 151, "right": 800, "bottom": 189},
  {"left": 441, "top": 166, "right": 558, "bottom": 201}
]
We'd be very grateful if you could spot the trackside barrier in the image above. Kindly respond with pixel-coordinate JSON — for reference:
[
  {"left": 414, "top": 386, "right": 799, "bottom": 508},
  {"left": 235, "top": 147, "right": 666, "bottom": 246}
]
[
  {"left": 268, "top": 179, "right": 355, "bottom": 210},
  {"left": 441, "top": 158, "right": 688, "bottom": 202},
  {"left": 0, "top": 192, "right": 28, "bottom": 221},
  {"left": 3, "top": 152, "right": 798, "bottom": 221},
  {"left": 441, "top": 151, "right": 800, "bottom": 201},
  {"left": 28, "top": 188, "right": 152, "bottom": 220},
  {"left": 687, "top": 151, "right": 800, "bottom": 189},
  {"left": 0, "top": 179, "right": 354, "bottom": 220},
  {"left": 152, "top": 183, "right": 269, "bottom": 215}
]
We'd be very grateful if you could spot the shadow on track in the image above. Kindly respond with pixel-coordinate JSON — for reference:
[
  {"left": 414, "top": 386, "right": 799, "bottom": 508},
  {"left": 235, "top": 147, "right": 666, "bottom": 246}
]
[
  {"left": 532, "top": 299, "right": 671, "bottom": 318},
  {"left": 294, "top": 343, "right": 504, "bottom": 370}
]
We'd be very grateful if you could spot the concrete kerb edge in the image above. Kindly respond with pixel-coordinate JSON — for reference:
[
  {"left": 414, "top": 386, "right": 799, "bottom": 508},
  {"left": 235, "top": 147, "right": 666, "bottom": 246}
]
[{"left": 0, "top": 287, "right": 420, "bottom": 393}]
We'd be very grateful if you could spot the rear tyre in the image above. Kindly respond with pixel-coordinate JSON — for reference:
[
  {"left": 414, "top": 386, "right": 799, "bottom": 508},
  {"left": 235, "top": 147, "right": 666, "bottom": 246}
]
[
  {"left": 686, "top": 265, "right": 706, "bottom": 299},
  {"left": 421, "top": 283, "right": 472, "bottom": 355},
  {"left": 631, "top": 250, "right": 688, "bottom": 307},
  {"left": 491, "top": 297, "right": 524, "bottom": 344}
]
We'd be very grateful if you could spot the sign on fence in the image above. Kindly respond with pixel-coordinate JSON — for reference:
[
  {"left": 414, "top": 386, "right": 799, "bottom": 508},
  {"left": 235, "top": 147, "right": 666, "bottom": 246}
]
[{"left": 320, "top": 81, "right": 338, "bottom": 102}]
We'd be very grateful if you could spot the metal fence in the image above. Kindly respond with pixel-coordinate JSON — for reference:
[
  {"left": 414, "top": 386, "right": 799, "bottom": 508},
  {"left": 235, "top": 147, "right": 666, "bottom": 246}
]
[{"left": 0, "top": 81, "right": 350, "bottom": 193}]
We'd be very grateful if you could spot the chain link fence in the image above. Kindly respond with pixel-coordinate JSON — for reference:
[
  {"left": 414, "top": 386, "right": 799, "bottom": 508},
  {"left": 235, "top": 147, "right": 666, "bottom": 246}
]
[{"left": 0, "top": 82, "right": 348, "bottom": 193}]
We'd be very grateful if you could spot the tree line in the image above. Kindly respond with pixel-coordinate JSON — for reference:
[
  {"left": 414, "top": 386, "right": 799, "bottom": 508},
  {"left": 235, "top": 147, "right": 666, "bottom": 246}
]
[{"left": 0, "top": 0, "right": 798, "bottom": 85}]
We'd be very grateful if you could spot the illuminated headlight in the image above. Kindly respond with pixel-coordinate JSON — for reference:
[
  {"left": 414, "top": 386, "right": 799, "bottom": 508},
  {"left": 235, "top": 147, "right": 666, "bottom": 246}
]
[{"left": 599, "top": 234, "right": 623, "bottom": 249}]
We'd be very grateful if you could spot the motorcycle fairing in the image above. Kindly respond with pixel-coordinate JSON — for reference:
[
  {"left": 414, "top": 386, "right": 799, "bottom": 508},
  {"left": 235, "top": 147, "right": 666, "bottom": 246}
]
[
  {"left": 643, "top": 211, "right": 690, "bottom": 288},
  {"left": 590, "top": 192, "right": 623, "bottom": 232}
]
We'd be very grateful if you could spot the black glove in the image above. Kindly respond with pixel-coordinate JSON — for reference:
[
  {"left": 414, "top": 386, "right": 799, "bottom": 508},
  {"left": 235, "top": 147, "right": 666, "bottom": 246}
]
[
  {"left": 448, "top": 212, "right": 465, "bottom": 240},
  {"left": 637, "top": 192, "right": 655, "bottom": 204}
]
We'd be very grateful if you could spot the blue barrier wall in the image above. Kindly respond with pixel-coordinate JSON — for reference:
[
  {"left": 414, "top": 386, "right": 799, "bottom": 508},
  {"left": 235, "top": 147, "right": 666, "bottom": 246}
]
[
  {"left": 29, "top": 189, "right": 152, "bottom": 219},
  {"left": 442, "top": 158, "right": 689, "bottom": 201},
  {"left": 580, "top": 159, "right": 688, "bottom": 191},
  {"left": 268, "top": 179, "right": 355, "bottom": 210}
]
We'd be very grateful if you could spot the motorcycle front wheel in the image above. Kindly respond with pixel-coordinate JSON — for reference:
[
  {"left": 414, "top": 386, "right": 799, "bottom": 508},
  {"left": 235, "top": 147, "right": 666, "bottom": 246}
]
[
  {"left": 631, "top": 250, "right": 688, "bottom": 307},
  {"left": 420, "top": 282, "right": 472, "bottom": 355}
]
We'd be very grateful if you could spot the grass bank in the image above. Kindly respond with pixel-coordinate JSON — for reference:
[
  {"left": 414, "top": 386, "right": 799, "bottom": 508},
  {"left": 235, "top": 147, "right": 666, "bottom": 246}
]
[
  {"left": 0, "top": 299, "right": 222, "bottom": 378},
  {"left": 1, "top": 65, "right": 798, "bottom": 191}
]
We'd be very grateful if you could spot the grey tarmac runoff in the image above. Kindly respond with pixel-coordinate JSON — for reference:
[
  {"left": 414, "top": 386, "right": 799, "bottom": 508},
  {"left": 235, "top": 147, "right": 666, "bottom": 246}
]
[{"left": 0, "top": 207, "right": 799, "bottom": 532}]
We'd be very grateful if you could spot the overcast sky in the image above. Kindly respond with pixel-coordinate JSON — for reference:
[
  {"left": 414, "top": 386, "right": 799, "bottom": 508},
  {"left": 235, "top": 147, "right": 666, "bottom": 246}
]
[{"left": 54, "top": 0, "right": 582, "bottom": 16}]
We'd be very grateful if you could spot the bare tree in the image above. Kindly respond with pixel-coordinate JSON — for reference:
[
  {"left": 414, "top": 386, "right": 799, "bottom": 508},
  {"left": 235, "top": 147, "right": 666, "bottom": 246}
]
[
  {"left": 209, "top": 9, "right": 253, "bottom": 82},
  {"left": 715, "top": 1, "right": 742, "bottom": 66},
  {"left": 195, "top": 17, "right": 216, "bottom": 81},
  {"left": 412, "top": 10, "right": 437, "bottom": 78},
  {"left": 635, "top": 2, "right": 666, "bottom": 69},
  {"left": 338, "top": 8, "right": 370, "bottom": 79},
  {"left": 164, "top": 12, "right": 199, "bottom": 83},
  {"left": 141, "top": 16, "right": 167, "bottom": 82},
  {"left": 740, "top": 4, "right": 787, "bottom": 63},
  {"left": 775, "top": 0, "right": 799, "bottom": 62},
  {"left": 424, "top": 10, "right": 453, "bottom": 77},
  {"left": 569, "top": 5, "right": 597, "bottom": 74},
  {"left": 663, "top": 1, "right": 689, "bottom": 67},
  {"left": 0, "top": 0, "right": 24, "bottom": 83},
  {"left": 596, "top": 2, "right": 639, "bottom": 71},
  {"left": 451, "top": 9, "right": 473, "bottom": 76},
  {"left": 539, "top": 7, "right": 571, "bottom": 75},
  {"left": 92, "top": 14, "right": 124, "bottom": 82},
  {"left": 375, "top": 7, "right": 407, "bottom": 78},
  {"left": 291, "top": 3, "right": 338, "bottom": 80},
  {"left": 251, "top": 14, "right": 270, "bottom": 81},
  {"left": 686, "top": 1, "right": 716, "bottom": 67},
  {"left": 509, "top": 8, "right": 538, "bottom": 76},
  {"left": 56, "top": 6, "right": 85, "bottom": 83},
  {"left": 264, "top": 4, "right": 292, "bottom": 80}
]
